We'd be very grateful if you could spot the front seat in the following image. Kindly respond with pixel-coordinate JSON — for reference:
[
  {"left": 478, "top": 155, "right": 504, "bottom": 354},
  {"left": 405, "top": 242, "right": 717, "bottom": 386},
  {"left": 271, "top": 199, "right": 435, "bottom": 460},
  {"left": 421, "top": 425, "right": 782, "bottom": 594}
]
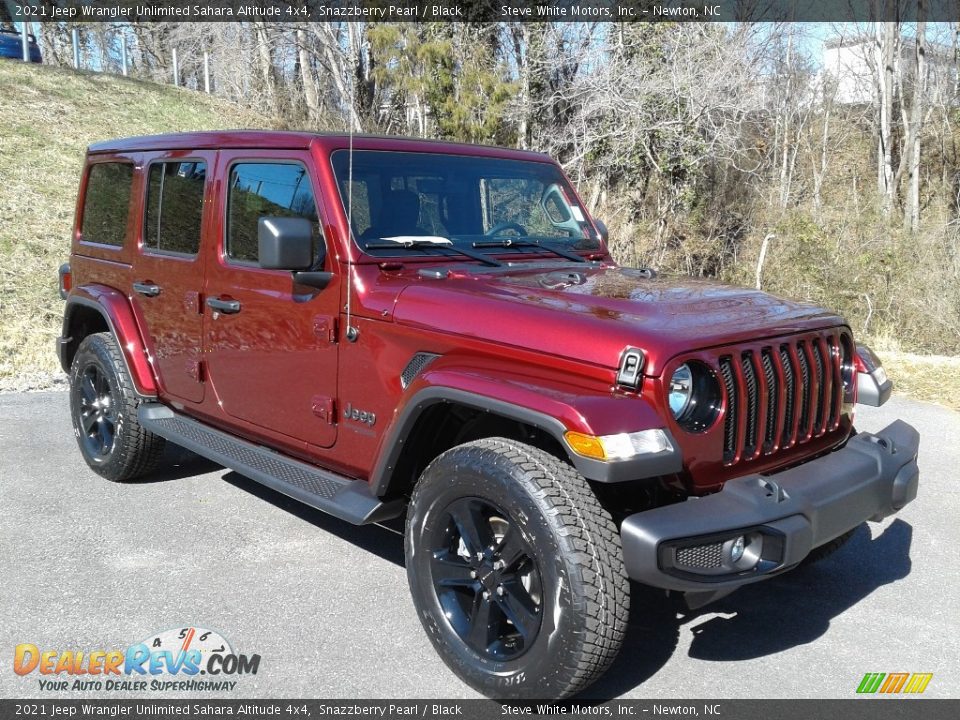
[{"left": 361, "top": 190, "right": 429, "bottom": 239}]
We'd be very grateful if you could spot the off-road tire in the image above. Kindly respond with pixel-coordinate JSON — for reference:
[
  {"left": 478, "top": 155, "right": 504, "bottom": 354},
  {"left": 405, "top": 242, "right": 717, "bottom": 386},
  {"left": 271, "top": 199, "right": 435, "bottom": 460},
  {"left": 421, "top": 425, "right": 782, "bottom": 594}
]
[
  {"left": 803, "top": 526, "right": 858, "bottom": 565},
  {"left": 69, "top": 332, "right": 165, "bottom": 482},
  {"left": 405, "top": 438, "right": 629, "bottom": 700}
]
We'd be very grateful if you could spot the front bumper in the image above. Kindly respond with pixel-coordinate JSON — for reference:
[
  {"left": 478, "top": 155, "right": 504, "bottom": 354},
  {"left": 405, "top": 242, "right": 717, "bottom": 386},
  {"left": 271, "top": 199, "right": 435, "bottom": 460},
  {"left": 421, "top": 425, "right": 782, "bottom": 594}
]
[{"left": 620, "top": 420, "right": 919, "bottom": 599}]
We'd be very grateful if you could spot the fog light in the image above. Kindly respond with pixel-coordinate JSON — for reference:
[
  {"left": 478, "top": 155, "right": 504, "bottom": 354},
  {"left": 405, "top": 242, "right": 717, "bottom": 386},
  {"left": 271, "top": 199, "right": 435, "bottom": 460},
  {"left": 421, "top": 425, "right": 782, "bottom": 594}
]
[{"left": 730, "top": 535, "right": 745, "bottom": 563}]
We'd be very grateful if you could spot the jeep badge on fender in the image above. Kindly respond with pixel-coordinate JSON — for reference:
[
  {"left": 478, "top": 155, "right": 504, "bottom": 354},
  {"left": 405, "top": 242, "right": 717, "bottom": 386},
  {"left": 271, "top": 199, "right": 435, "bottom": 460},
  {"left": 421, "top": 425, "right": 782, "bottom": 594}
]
[{"left": 57, "top": 131, "right": 920, "bottom": 700}]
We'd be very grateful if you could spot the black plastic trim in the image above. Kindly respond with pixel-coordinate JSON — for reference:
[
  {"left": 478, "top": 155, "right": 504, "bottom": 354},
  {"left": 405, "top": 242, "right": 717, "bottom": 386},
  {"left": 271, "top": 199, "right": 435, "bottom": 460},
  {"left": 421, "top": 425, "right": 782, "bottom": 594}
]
[
  {"left": 369, "top": 387, "right": 684, "bottom": 496},
  {"left": 619, "top": 419, "right": 920, "bottom": 593},
  {"left": 58, "top": 263, "right": 71, "bottom": 300},
  {"left": 139, "top": 405, "right": 404, "bottom": 525}
]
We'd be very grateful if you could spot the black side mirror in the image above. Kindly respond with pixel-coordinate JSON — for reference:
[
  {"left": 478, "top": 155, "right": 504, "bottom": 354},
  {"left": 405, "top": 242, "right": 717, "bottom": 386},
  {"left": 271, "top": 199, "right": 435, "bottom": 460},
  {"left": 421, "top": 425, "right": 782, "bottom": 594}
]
[
  {"left": 594, "top": 219, "right": 609, "bottom": 243},
  {"left": 257, "top": 216, "right": 332, "bottom": 290},
  {"left": 258, "top": 217, "right": 315, "bottom": 271}
]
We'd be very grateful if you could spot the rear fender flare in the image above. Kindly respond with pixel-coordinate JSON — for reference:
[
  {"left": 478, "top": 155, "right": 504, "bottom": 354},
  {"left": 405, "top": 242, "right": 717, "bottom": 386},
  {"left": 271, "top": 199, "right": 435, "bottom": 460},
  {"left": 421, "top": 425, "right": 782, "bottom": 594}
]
[{"left": 61, "top": 286, "right": 157, "bottom": 398}]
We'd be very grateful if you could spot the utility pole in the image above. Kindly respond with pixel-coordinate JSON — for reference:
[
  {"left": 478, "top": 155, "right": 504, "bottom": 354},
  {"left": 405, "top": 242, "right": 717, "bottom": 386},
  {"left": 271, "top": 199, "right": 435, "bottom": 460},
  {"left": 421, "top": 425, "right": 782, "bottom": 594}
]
[
  {"left": 203, "top": 51, "right": 211, "bottom": 93},
  {"left": 71, "top": 27, "right": 80, "bottom": 69},
  {"left": 20, "top": 20, "right": 29, "bottom": 62},
  {"left": 120, "top": 34, "right": 128, "bottom": 77}
]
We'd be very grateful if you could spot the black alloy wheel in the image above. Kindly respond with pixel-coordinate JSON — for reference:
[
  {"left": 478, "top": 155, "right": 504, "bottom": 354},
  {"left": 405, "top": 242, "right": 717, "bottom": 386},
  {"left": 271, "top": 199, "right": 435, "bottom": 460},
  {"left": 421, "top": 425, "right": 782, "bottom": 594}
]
[
  {"left": 429, "top": 496, "right": 543, "bottom": 661},
  {"left": 76, "top": 363, "right": 118, "bottom": 458},
  {"left": 69, "top": 332, "right": 165, "bottom": 481}
]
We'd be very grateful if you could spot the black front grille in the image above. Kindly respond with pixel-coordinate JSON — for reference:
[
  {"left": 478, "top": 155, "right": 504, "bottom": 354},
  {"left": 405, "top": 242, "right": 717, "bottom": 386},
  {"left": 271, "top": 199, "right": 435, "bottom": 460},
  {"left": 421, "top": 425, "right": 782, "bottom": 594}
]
[{"left": 719, "top": 331, "right": 847, "bottom": 466}]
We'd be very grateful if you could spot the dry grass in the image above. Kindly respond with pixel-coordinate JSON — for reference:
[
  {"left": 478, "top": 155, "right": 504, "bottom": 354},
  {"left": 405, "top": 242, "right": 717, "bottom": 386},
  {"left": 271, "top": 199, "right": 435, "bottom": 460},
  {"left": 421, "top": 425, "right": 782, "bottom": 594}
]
[
  {"left": 2, "top": 63, "right": 958, "bottom": 414},
  {"left": 0, "top": 61, "right": 274, "bottom": 389},
  {"left": 876, "top": 350, "right": 960, "bottom": 412}
]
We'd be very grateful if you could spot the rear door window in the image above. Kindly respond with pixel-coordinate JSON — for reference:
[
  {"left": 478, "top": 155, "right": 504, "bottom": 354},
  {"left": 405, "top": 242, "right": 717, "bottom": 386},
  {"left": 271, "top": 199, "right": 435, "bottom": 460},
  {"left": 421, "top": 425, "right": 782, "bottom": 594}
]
[
  {"left": 80, "top": 162, "right": 133, "bottom": 247},
  {"left": 144, "top": 161, "right": 206, "bottom": 256}
]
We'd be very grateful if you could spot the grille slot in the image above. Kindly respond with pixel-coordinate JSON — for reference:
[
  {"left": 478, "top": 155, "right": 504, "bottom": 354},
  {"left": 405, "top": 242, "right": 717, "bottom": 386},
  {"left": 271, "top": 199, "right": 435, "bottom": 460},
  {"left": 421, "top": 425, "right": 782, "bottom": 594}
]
[
  {"left": 779, "top": 345, "right": 796, "bottom": 447},
  {"left": 719, "top": 357, "right": 737, "bottom": 463},
  {"left": 827, "top": 336, "right": 842, "bottom": 430},
  {"left": 741, "top": 353, "right": 759, "bottom": 456},
  {"left": 718, "top": 332, "right": 843, "bottom": 467},
  {"left": 761, "top": 349, "right": 778, "bottom": 452},
  {"left": 796, "top": 342, "right": 811, "bottom": 437},
  {"left": 812, "top": 339, "right": 827, "bottom": 434}
]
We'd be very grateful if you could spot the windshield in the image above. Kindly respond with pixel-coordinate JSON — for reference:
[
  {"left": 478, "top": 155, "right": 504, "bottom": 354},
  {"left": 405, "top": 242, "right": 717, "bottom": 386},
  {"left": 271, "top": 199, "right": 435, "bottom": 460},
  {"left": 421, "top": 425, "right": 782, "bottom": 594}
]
[{"left": 330, "top": 150, "right": 601, "bottom": 259}]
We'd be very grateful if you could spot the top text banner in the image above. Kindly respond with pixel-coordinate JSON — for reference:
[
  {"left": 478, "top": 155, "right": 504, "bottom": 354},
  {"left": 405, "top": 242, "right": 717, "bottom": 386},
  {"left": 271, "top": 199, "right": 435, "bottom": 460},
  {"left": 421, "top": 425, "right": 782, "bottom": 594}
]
[{"left": 9, "top": 0, "right": 958, "bottom": 23}]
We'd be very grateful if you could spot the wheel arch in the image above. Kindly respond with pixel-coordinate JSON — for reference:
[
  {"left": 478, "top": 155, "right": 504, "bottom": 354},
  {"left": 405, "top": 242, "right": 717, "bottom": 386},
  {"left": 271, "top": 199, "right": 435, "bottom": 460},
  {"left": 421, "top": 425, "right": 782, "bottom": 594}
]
[
  {"left": 60, "top": 286, "right": 157, "bottom": 397},
  {"left": 370, "top": 387, "right": 575, "bottom": 500}
]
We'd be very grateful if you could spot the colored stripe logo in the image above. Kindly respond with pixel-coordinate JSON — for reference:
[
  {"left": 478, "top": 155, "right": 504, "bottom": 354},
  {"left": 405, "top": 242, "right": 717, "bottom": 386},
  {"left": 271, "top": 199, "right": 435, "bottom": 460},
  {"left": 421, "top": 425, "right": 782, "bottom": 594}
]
[{"left": 857, "top": 672, "right": 933, "bottom": 694}]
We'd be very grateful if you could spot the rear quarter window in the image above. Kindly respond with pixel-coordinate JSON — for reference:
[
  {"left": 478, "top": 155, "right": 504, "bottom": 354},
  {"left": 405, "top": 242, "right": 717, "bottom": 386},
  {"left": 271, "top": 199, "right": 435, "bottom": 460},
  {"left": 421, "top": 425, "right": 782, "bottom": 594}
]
[{"left": 80, "top": 162, "right": 133, "bottom": 247}]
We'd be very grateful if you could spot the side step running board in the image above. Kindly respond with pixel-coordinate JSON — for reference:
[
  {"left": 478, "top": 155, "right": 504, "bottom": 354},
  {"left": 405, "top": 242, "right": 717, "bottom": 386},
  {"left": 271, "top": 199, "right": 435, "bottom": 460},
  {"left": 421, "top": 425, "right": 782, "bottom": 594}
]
[{"left": 138, "top": 405, "right": 405, "bottom": 525}]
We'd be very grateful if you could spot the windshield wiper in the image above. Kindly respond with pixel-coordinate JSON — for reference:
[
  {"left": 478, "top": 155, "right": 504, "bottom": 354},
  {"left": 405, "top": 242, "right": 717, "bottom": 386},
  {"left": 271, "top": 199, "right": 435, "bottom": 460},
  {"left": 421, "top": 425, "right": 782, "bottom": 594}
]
[
  {"left": 365, "top": 239, "right": 502, "bottom": 267},
  {"left": 472, "top": 238, "right": 586, "bottom": 263}
]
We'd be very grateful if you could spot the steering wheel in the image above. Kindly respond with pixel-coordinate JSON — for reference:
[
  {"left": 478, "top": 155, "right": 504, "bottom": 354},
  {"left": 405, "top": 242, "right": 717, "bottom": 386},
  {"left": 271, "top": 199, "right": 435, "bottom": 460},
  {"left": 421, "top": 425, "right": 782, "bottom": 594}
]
[{"left": 485, "top": 221, "right": 528, "bottom": 237}]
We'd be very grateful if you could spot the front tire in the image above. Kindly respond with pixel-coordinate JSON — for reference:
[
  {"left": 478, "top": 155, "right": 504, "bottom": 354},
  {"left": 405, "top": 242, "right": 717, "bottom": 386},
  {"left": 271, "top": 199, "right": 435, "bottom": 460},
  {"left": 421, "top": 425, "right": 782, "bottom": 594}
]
[
  {"left": 405, "top": 438, "right": 629, "bottom": 699},
  {"left": 69, "top": 332, "right": 165, "bottom": 482}
]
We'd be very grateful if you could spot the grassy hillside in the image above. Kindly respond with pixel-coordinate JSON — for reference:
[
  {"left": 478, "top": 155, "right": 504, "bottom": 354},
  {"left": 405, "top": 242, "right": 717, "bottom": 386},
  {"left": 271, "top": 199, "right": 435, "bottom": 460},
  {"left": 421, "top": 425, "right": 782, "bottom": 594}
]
[
  {"left": 0, "top": 61, "right": 956, "bottom": 410},
  {"left": 0, "top": 61, "right": 274, "bottom": 389}
]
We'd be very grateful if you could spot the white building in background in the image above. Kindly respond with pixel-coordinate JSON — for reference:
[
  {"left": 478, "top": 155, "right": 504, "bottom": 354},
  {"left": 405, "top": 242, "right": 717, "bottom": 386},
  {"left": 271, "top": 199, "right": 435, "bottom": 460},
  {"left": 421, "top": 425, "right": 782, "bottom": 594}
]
[{"left": 822, "top": 34, "right": 957, "bottom": 106}]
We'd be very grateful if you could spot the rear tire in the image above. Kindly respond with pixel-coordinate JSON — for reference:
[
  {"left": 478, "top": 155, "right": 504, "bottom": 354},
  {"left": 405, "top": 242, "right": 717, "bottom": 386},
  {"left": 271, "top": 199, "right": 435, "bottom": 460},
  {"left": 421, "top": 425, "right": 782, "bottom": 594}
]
[
  {"left": 405, "top": 438, "right": 629, "bottom": 699},
  {"left": 69, "top": 332, "right": 165, "bottom": 482}
]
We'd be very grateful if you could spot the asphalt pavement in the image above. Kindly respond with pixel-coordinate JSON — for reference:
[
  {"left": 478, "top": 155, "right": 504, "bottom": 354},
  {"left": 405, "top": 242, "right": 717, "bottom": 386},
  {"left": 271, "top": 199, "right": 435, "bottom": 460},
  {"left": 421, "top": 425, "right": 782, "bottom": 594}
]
[{"left": 0, "top": 391, "right": 956, "bottom": 699}]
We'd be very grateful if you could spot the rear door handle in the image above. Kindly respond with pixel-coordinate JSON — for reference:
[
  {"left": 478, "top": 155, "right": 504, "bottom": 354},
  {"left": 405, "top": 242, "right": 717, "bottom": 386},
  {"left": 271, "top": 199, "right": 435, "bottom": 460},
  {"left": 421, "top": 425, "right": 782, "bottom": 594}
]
[
  {"left": 133, "top": 282, "right": 161, "bottom": 297},
  {"left": 206, "top": 297, "right": 241, "bottom": 314}
]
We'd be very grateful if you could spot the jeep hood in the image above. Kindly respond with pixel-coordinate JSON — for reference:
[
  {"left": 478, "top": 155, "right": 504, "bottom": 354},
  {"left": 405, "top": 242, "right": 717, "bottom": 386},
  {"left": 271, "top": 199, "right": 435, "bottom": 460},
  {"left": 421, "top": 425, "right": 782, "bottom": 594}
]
[{"left": 391, "top": 265, "right": 845, "bottom": 376}]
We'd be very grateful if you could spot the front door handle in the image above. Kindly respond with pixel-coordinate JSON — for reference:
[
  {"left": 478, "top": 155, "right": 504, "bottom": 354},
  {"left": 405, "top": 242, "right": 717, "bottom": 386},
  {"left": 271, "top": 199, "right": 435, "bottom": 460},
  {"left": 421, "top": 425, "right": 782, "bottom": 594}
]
[
  {"left": 206, "top": 297, "right": 241, "bottom": 314},
  {"left": 133, "top": 282, "right": 161, "bottom": 297}
]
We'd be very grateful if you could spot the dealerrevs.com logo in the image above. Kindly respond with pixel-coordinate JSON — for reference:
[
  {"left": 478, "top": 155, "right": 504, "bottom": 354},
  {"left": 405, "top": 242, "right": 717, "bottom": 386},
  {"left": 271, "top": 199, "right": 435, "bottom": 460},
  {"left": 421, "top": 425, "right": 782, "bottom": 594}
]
[
  {"left": 13, "top": 626, "right": 260, "bottom": 692},
  {"left": 856, "top": 672, "right": 934, "bottom": 694}
]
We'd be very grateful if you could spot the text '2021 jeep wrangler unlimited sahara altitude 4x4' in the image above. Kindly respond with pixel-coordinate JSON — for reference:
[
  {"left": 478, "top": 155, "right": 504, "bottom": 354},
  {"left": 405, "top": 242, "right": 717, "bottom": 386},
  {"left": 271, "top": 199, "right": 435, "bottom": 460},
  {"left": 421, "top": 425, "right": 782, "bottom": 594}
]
[{"left": 59, "top": 132, "right": 919, "bottom": 699}]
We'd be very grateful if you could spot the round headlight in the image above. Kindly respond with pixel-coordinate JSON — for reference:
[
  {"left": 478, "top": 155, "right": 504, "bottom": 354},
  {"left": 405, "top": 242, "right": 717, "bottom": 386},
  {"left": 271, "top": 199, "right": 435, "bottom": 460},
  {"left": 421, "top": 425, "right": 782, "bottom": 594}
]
[
  {"left": 668, "top": 361, "right": 722, "bottom": 433},
  {"left": 669, "top": 364, "right": 693, "bottom": 418}
]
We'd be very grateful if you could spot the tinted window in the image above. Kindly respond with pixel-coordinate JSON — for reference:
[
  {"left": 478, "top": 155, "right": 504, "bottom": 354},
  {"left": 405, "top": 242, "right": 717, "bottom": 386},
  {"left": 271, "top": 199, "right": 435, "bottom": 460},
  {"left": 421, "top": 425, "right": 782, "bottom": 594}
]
[
  {"left": 81, "top": 163, "right": 133, "bottom": 247},
  {"left": 227, "top": 163, "right": 319, "bottom": 264},
  {"left": 330, "top": 151, "right": 600, "bottom": 256},
  {"left": 145, "top": 161, "right": 206, "bottom": 255}
]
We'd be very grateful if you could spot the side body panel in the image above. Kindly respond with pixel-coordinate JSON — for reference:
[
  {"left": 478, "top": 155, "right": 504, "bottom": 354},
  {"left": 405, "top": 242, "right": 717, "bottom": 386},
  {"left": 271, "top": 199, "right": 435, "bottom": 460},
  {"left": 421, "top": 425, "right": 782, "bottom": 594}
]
[
  {"left": 127, "top": 149, "right": 216, "bottom": 404},
  {"left": 200, "top": 149, "right": 341, "bottom": 449}
]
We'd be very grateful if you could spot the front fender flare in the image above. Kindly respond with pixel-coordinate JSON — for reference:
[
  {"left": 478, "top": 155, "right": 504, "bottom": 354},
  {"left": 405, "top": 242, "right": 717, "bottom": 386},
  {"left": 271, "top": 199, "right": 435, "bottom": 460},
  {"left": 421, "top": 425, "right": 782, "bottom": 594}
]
[{"left": 369, "top": 370, "right": 682, "bottom": 496}]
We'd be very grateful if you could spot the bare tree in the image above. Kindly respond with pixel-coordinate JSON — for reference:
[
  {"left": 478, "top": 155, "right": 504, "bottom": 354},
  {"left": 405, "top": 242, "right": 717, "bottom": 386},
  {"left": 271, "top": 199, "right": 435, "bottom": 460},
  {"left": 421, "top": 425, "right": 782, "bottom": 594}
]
[{"left": 903, "top": 2, "right": 927, "bottom": 232}]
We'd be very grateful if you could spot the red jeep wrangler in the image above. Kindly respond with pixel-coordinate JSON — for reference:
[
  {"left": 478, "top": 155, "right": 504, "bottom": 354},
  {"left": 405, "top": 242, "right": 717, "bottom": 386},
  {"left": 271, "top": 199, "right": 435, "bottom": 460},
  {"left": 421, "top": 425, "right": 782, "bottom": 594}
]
[{"left": 58, "top": 132, "right": 919, "bottom": 699}]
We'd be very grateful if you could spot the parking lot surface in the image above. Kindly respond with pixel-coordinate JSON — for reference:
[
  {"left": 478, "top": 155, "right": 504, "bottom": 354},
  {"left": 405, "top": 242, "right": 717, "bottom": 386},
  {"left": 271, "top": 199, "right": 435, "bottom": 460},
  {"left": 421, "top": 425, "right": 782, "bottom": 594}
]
[{"left": 1, "top": 391, "right": 956, "bottom": 699}]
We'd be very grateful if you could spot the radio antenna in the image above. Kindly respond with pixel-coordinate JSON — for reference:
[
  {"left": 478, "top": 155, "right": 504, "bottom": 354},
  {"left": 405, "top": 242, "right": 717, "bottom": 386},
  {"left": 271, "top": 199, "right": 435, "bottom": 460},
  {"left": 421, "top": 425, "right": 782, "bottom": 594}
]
[{"left": 344, "top": 39, "right": 359, "bottom": 343}]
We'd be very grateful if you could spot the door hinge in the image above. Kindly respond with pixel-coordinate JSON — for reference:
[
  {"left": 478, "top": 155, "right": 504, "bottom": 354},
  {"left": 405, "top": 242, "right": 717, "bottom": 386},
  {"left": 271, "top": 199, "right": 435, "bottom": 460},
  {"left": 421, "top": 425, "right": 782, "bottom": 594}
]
[
  {"left": 311, "top": 395, "right": 335, "bottom": 424},
  {"left": 186, "top": 359, "right": 204, "bottom": 382},
  {"left": 185, "top": 291, "right": 202, "bottom": 314},
  {"left": 313, "top": 315, "right": 338, "bottom": 344}
]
